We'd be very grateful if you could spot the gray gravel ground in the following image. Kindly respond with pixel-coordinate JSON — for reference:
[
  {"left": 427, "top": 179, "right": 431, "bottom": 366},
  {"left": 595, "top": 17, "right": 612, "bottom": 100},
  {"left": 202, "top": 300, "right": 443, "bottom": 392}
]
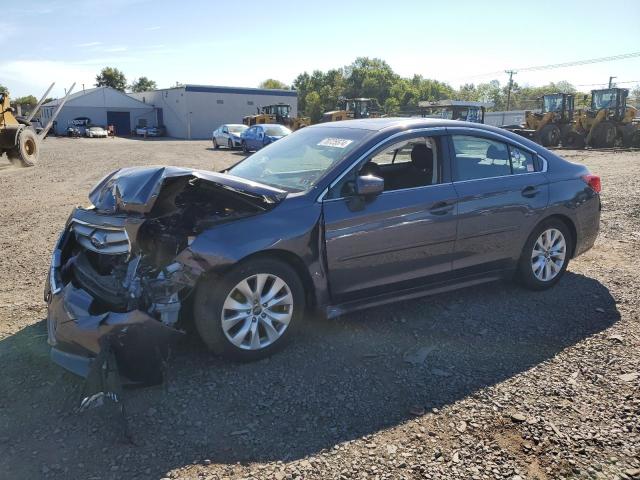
[{"left": 0, "top": 138, "right": 638, "bottom": 480}]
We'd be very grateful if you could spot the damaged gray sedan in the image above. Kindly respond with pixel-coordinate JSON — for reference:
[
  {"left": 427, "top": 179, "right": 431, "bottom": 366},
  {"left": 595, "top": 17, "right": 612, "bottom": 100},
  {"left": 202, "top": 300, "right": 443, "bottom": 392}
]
[{"left": 45, "top": 118, "right": 601, "bottom": 382}]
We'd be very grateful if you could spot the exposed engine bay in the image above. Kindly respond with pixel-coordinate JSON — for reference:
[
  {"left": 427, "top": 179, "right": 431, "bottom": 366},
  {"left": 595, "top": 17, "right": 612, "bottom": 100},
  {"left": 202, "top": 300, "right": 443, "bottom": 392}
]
[{"left": 46, "top": 166, "right": 286, "bottom": 384}]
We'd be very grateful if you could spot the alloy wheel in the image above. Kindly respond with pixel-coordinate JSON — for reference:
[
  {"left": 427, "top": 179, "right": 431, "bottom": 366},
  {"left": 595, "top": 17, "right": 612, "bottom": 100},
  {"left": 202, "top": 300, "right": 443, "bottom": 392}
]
[
  {"left": 221, "top": 273, "right": 293, "bottom": 350},
  {"left": 531, "top": 228, "right": 566, "bottom": 282}
]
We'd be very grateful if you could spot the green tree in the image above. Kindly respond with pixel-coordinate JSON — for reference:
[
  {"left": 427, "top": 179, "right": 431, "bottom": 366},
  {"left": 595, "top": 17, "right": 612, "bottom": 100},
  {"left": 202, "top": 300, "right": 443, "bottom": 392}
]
[
  {"left": 130, "top": 76, "right": 157, "bottom": 93},
  {"left": 259, "top": 79, "right": 289, "bottom": 90},
  {"left": 13, "top": 95, "right": 37, "bottom": 106},
  {"left": 343, "top": 57, "right": 399, "bottom": 104},
  {"left": 383, "top": 97, "right": 400, "bottom": 115},
  {"left": 0, "top": 84, "right": 8, "bottom": 95},
  {"left": 95, "top": 67, "right": 127, "bottom": 91},
  {"left": 304, "top": 91, "right": 323, "bottom": 122}
]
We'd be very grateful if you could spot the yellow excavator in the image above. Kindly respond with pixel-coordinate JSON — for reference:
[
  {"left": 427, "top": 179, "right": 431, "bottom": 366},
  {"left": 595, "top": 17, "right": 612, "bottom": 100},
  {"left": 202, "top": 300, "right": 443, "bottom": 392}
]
[
  {"left": 503, "top": 93, "right": 575, "bottom": 147},
  {"left": 564, "top": 88, "right": 640, "bottom": 149},
  {"left": 0, "top": 82, "right": 74, "bottom": 167},
  {"left": 242, "top": 103, "right": 310, "bottom": 130},
  {"left": 321, "top": 98, "right": 381, "bottom": 122}
]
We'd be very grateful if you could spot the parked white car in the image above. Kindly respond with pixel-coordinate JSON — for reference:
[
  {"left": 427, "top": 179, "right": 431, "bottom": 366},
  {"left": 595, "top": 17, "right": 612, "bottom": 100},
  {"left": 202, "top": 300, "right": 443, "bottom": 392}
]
[
  {"left": 85, "top": 126, "right": 108, "bottom": 138},
  {"left": 212, "top": 124, "right": 248, "bottom": 149},
  {"left": 135, "top": 126, "right": 163, "bottom": 137}
]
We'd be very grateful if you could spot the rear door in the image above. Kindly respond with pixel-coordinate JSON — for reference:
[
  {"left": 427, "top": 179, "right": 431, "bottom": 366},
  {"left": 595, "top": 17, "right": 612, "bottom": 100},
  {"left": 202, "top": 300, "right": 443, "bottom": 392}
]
[
  {"left": 322, "top": 131, "right": 459, "bottom": 302},
  {"left": 446, "top": 129, "right": 549, "bottom": 273}
]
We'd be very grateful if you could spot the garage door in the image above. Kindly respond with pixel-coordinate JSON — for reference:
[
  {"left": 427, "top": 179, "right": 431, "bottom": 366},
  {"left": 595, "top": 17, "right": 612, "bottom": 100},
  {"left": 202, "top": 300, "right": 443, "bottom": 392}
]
[{"left": 106, "top": 111, "right": 131, "bottom": 136}]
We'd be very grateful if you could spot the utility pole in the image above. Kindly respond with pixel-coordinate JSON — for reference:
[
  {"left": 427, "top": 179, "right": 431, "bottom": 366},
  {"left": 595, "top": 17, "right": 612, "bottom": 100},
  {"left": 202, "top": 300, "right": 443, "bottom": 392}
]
[
  {"left": 608, "top": 76, "right": 616, "bottom": 88},
  {"left": 505, "top": 70, "right": 517, "bottom": 111}
]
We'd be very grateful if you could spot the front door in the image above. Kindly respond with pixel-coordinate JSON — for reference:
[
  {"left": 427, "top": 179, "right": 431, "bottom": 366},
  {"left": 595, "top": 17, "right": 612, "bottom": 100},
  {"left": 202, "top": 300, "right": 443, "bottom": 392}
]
[{"left": 322, "top": 133, "right": 459, "bottom": 302}]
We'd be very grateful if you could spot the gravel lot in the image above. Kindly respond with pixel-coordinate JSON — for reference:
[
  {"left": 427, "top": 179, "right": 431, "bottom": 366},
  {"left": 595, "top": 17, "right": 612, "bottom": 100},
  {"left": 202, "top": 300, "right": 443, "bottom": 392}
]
[{"left": 0, "top": 137, "right": 638, "bottom": 480}]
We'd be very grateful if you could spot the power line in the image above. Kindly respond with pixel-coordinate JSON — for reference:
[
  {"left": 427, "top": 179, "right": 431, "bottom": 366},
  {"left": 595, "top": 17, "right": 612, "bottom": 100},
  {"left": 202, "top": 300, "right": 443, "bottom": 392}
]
[
  {"left": 453, "top": 51, "right": 640, "bottom": 82},
  {"left": 575, "top": 79, "right": 640, "bottom": 87}
]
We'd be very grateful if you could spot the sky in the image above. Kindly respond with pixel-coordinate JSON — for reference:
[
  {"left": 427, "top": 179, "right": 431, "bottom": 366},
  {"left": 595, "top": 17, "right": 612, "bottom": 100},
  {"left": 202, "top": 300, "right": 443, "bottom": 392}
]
[{"left": 2, "top": 0, "right": 639, "bottom": 99}]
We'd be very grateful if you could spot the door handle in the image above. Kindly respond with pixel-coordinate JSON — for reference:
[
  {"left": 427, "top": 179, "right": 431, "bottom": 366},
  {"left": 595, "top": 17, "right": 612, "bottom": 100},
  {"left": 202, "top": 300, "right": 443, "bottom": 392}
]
[
  {"left": 429, "top": 201, "right": 454, "bottom": 215},
  {"left": 521, "top": 186, "right": 540, "bottom": 198}
]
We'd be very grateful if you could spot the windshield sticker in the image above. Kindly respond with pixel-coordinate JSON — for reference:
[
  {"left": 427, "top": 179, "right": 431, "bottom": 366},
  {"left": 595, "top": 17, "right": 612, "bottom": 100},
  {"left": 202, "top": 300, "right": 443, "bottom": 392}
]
[{"left": 317, "top": 138, "right": 353, "bottom": 148}]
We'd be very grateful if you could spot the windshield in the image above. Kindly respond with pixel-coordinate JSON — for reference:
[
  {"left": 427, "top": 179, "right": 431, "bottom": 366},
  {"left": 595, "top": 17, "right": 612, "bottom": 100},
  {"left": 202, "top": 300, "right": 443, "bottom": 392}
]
[
  {"left": 592, "top": 90, "right": 616, "bottom": 110},
  {"left": 542, "top": 95, "right": 563, "bottom": 113},
  {"left": 228, "top": 126, "right": 369, "bottom": 192},
  {"left": 264, "top": 126, "right": 291, "bottom": 136},
  {"left": 90, "top": 127, "right": 104, "bottom": 131},
  {"left": 228, "top": 125, "right": 247, "bottom": 134}
]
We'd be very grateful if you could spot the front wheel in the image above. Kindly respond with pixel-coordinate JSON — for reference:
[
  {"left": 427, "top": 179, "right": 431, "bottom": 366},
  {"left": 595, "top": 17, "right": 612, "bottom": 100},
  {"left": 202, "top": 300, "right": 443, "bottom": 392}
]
[
  {"left": 8, "top": 128, "right": 39, "bottom": 167},
  {"left": 213, "top": 138, "right": 219, "bottom": 149},
  {"left": 227, "top": 139, "right": 233, "bottom": 149},
  {"left": 517, "top": 220, "right": 571, "bottom": 290},
  {"left": 194, "top": 258, "right": 305, "bottom": 361},
  {"left": 242, "top": 141, "right": 249, "bottom": 153}
]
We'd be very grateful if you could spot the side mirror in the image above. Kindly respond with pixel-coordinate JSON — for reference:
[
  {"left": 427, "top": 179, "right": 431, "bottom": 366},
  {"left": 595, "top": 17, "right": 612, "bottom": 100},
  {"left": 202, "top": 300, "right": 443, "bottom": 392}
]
[{"left": 355, "top": 175, "right": 384, "bottom": 196}]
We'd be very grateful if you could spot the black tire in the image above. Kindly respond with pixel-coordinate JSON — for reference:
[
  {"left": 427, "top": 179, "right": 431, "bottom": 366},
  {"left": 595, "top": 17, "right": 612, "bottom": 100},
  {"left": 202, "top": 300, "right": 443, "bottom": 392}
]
[
  {"left": 631, "top": 131, "right": 640, "bottom": 148},
  {"left": 591, "top": 121, "right": 616, "bottom": 148},
  {"left": 539, "top": 125, "right": 561, "bottom": 147},
  {"left": 620, "top": 125, "right": 637, "bottom": 148},
  {"left": 242, "top": 141, "right": 249, "bottom": 153},
  {"left": 194, "top": 258, "right": 305, "bottom": 361},
  {"left": 562, "top": 131, "right": 586, "bottom": 149},
  {"left": 213, "top": 138, "right": 219, "bottom": 149},
  {"left": 227, "top": 139, "right": 233, "bottom": 149},
  {"left": 9, "top": 128, "right": 39, "bottom": 167},
  {"left": 517, "top": 219, "right": 572, "bottom": 291}
]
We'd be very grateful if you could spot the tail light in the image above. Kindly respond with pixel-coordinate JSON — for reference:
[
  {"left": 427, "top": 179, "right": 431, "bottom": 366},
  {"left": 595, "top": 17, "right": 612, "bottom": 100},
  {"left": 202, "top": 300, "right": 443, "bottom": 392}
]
[{"left": 582, "top": 174, "right": 601, "bottom": 193}]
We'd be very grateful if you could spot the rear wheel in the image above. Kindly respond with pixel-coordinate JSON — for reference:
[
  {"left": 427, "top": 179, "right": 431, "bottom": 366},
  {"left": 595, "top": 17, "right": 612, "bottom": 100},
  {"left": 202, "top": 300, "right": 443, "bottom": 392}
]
[
  {"left": 563, "top": 131, "right": 586, "bottom": 149},
  {"left": 539, "top": 125, "right": 561, "bottom": 147},
  {"left": 632, "top": 131, "right": 640, "bottom": 148},
  {"left": 517, "top": 219, "right": 571, "bottom": 290},
  {"left": 8, "top": 128, "right": 39, "bottom": 167},
  {"left": 194, "top": 258, "right": 305, "bottom": 361},
  {"left": 591, "top": 121, "right": 616, "bottom": 148}
]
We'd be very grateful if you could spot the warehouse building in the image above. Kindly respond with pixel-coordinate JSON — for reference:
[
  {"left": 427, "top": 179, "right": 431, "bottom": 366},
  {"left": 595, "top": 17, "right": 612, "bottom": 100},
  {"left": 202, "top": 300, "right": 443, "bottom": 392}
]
[
  {"left": 129, "top": 84, "right": 298, "bottom": 139},
  {"left": 41, "top": 87, "right": 157, "bottom": 136}
]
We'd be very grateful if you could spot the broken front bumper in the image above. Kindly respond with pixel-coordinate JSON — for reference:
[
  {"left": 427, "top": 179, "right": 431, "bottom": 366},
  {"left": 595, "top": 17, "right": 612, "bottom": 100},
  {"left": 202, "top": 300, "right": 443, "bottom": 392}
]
[{"left": 45, "top": 214, "right": 184, "bottom": 382}]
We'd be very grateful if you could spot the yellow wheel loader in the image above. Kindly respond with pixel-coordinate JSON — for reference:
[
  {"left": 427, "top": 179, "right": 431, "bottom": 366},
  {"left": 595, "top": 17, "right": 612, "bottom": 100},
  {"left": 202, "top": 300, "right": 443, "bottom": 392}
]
[
  {"left": 503, "top": 93, "right": 574, "bottom": 147},
  {"left": 243, "top": 103, "right": 310, "bottom": 130},
  {"left": 321, "top": 98, "right": 381, "bottom": 122},
  {"left": 0, "top": 83, "right": 75, "bottom": 167},
  {"left": 565, "top": 88, "right": 640, "bottom": 149}
]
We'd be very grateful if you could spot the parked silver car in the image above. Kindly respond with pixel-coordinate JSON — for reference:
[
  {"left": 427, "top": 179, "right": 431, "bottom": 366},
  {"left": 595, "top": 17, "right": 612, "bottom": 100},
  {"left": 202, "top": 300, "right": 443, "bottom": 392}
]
[
  {"left": 212, "top": 124, "right": 248, "bottom": 149},
  {"left": 85, "top": 126, "right": 108, "bottom": 138}
]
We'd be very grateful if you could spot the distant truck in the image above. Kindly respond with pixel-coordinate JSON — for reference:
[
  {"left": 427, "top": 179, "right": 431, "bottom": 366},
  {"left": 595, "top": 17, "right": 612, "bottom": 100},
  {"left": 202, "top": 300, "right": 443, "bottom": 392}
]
[{"left": 418, "top": 100, "right": 488, "bottom": 124}]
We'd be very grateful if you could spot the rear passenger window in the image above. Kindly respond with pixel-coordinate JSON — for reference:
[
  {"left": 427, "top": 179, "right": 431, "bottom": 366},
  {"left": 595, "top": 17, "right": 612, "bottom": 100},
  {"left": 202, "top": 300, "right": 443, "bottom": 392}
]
[
  {"left": 509, "top": 146, "right": 536, "bottom": 174},
  {"left": 452, "top": 135, "right": 511, "bottom": 181}
]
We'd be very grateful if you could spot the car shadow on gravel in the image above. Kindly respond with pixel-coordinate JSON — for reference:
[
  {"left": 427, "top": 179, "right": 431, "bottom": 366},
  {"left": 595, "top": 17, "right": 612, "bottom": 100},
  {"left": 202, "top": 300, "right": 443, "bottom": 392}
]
[{"left": 0, "top": 272, "right": 620, "bottom": 479}]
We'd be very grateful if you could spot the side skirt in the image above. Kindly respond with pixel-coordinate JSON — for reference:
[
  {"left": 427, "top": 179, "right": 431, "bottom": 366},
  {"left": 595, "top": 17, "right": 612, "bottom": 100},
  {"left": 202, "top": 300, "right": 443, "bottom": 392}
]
[{"left": 325, "top": 271, "right": 509, "bottom": 319}]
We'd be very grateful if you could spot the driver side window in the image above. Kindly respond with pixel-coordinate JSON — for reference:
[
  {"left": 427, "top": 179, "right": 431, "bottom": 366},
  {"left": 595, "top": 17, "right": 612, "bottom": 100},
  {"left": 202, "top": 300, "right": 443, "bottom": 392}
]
[{"left": 327, "top": 136, "right": 442, "bottom": 199}]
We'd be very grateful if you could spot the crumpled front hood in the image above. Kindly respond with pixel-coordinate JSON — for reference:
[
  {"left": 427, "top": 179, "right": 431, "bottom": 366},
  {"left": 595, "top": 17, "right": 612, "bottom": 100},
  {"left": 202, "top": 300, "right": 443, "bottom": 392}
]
[{"left": 89, "top": 166, "right": 287, "bottom": 214}]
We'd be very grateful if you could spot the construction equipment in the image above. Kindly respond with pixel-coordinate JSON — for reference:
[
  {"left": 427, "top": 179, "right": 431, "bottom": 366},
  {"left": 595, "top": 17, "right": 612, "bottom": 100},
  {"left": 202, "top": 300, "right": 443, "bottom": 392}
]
[
  {"left": 418, "top": 100, "right": 488, "bottom": 124},
  {"left": 503, "top": 93, "right": 574, "bottom": 147},
  {"left": 321, "top": 98, "right": 380, "bottom": 122},
  {"left": 0, "top": 82, "right": 75, "bottom": 167},
  {"left": 565, "top": 88, "right": 640, "bottom": 149},
  {"left": 242, "top": 103, "right": 310, "bottom": 130}
]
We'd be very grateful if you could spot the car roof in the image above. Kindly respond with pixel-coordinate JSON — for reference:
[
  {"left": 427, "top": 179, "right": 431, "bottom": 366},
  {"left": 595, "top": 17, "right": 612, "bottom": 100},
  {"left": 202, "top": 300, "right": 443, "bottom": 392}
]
[
  {"left": 307, "top": 117, "right": 496, "bottom": 131},
  {"left": 256, "top": 124, "right": 288, "bottom": 128},
  {"left": 224, "top": 124, "right": 246, "bottom": 127}
]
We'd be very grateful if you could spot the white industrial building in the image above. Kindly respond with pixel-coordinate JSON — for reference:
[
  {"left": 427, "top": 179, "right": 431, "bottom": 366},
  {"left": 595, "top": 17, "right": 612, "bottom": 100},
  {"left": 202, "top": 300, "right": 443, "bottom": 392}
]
[
  {"left": 129, "top": 84, "right": 298, "bottom": 139},
  {"left": 41, "top": 87, "right": 158, "bottom": 136}
]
